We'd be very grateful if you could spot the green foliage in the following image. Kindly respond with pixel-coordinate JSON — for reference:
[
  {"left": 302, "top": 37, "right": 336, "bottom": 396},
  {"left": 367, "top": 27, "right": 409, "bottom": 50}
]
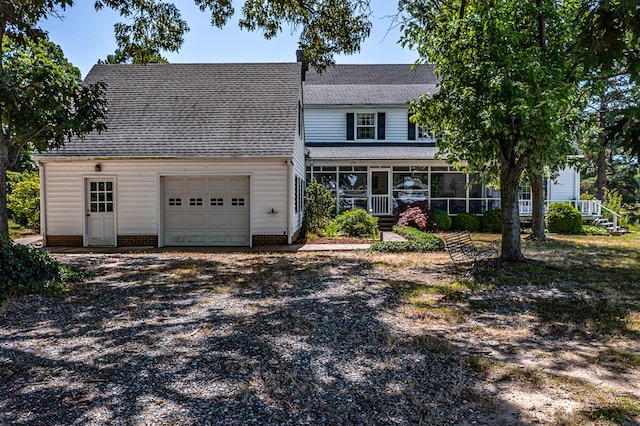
[
  {"left": 303, "top": 179, "right": 335, "bottom": 234},
  {"left": 1, "top": 34, "right": 107, "bottom": 234},
  {"left": 433, "top": 209, "right": 452, "bottom": 231},
  {"left": 335, "top": 208, "right": 378, "bottom": 238},
  {"left": 324, "top": 220, "right": 339, "bottom": 238},
  {"left": 7, "top": 171, "right": 40, "bottom": 229},
  {"left": 453, "top": 213, "right": 481, "bottom": 232},
  {"left": 603, "top": 188, "right": 631, "bottom": 227},
  {"left": 583, "top": 225, "right": 609, "bottom": 236},
  {"left": 370, "top": 226, "right": 444, "bottom": 252},
  {"left": 576, "top": 1, "right": 640, "bottom": 156},
  {"left": 2, "top": 35, "right": 107, "bottom": 160},
  {"left": 603, "top": 188, "right": 623, "bottom": 217},
  {"left": 546, "top": 203, "right": 583, "bottom": 234},
  {"left": 481, "top": 209, "right": 502, "bottom": 233},
  {"left": 400, "top": 0, "right": 582, "bottom": 260},
  {"left": 0, "top": 237, "right": 84, "bottom": 303}
]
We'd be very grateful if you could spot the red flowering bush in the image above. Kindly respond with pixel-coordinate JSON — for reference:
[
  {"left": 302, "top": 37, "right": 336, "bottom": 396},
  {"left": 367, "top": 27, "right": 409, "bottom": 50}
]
[{"left": 395, "top": 201, "right": 437, "bottom": 231}]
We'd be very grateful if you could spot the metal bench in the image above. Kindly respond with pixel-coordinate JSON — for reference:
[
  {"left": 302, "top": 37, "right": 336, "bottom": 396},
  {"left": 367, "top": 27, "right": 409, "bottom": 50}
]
[{"left": 444, "top": 231, "right": 498, "bottom": 272}]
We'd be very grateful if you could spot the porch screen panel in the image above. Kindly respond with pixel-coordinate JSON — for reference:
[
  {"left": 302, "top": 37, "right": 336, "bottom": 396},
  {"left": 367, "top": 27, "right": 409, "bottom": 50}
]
[
  {"left": 339, "top": 170, "right": 367, "bottom": 211},
  {"left": 393, "top": 168, "right": 428, "bottom": 212}
]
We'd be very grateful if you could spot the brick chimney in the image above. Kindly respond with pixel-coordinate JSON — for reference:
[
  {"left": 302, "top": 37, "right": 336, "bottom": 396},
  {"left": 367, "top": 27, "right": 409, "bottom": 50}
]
[{"left": 296, "top": 49, "right": 308, "bottom": 81}]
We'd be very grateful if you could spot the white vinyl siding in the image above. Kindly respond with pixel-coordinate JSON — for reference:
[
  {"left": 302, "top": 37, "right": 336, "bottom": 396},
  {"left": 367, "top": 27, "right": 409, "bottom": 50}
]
[
  {"left": 548, "top": 167, "right": 580, "bottom": 201},
  {"left": 41, "top": 159, "right": 293, "bottom": 246},
  {"left": 305, "top": 107, "right": 411, "bottom": 143}
]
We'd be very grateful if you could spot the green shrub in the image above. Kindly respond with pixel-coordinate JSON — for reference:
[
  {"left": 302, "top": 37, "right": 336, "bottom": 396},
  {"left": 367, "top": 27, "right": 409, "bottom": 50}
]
[
  {"left": 603, "top": 188, "right": 629, "bottom": 226},
  {"left": 303, "top": 179, "right": 335, "bottom": 234},
  {"left": 433, "top": 209, "right": 452, "bottom": 231},
  {"left": 7, "top": 170, "right": 40, "bottom": 229},
  {"left": 481, "top": 209, "right": 502, "bottom": 233},
  {"left": 0, "top": 237, "right": 84, "bottom": 302},
  {"left": 546, "top": 203, "right": 583, "bottom": 234},
  {"left": 370, "top": 226, "right": 444, "bottom": 252},
  {"left": 370, "top": 240, "right": 442, "bottom": 252},
  {"left": 452, "top": 213, "right": 481, "bottom": 232},
  {"left": 335, "top": 208, "right": 378, "bottom": 237},
  {"left": 324, "top": 220, "right": 339, "bottom": 238},
  {"left": 583, "top": 225, "right": 609, "bottom": 235}
]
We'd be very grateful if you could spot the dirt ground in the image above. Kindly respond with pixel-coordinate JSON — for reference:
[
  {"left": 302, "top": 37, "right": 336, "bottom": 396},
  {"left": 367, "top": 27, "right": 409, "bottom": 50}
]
[{"left": 1, "top": 235, "right": 638, "bottom": 425}]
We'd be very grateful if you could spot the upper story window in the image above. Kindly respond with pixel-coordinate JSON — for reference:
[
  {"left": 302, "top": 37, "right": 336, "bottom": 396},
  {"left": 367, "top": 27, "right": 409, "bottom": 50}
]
[
  {"left": 417, "top": 125, "right": 435, "bottom": 141},
  {"left": 346, "top": 112, "right": 385, "bottom": 141},
  {"left": 356, "top": 113, "right": 376, "bottom": 139},
  {"left": 408, "top": 114, "right": 435, "bottom": 142}
]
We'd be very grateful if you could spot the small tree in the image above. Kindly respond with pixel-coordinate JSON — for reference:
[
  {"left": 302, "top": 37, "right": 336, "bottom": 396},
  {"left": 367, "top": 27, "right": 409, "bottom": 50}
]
[
  {"left": 7, "top": 171, "right": 40, "bottom": 230},
  {"left": 303, "top": 179, "right": 335, "bottom": 234}
]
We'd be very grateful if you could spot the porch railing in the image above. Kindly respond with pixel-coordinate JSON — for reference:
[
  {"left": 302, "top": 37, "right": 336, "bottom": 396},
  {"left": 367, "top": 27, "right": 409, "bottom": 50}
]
[
  {"left": 343, "top": 196, "right": 610, "bottom": 222},
  {"left": 368, "top": 195, "right": 392, "bottom": 216},
  {"left": 518, "top": 199, "right": 602, "bottom": 217}
]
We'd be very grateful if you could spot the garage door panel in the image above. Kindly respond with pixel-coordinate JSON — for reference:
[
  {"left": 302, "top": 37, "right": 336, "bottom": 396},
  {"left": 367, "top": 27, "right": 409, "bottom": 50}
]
[
  {"left": 186, "top": 178, "right": 206, "bottom": 191},
  {"left": 163, "top": 176, "right": 250, "bottom": 246},
  {"left": 165, "top": 179, "right": 185, "bottom": 192}
]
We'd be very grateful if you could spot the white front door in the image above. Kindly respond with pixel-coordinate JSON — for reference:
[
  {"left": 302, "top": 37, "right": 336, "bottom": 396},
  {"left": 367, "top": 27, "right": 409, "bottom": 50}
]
[
  {"left": 369, "top": 169, "right": 392, "bottom": 215},
  {"left": 85, "top": 179, "right": 116, "bottom": 246}
]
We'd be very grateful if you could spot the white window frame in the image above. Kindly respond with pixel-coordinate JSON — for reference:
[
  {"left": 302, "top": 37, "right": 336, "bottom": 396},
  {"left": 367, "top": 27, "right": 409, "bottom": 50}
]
[
  {"left": 417, "top": 124, "right": 435, "bottom": 142},
  {"left": 356, "top": 112, "right": 376, "bottom": 140}
]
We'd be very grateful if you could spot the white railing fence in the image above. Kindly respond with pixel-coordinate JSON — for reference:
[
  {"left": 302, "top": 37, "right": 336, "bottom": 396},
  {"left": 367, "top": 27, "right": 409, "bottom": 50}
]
[{"left": 368, "top": 195, "right": 392, "bottom": 216}]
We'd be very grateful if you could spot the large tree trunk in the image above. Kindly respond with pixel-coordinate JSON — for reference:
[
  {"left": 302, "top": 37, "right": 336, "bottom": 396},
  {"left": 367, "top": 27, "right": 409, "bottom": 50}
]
[
  {"left": 596, "top": 148, "right": 606, "bottom": 201},
  {"left": 0, "top": 140, "right": 9, "bottom": 237},
  {"left": 596, "top": 98, "right": 607, "bottom": 201},
  {"left": 529, "top": 171, "right": 546, "bottom": 241},
  {"left": 500, "top": 165, "right": 524, "bottom": 261}
]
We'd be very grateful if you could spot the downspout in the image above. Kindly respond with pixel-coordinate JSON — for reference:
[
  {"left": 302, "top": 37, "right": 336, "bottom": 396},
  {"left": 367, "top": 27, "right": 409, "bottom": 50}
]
[
  {"left": 287, "top": 159, "right": 294, "bottom": 244},
  {"left": 38, "top": 161, "right": 47, "bottom": 246}
]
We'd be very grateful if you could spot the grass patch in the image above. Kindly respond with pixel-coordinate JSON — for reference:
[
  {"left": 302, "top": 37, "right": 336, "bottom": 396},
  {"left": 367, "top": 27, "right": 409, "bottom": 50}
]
[
  {"left": 8, "top": 220, "right": 37, "bottom": 240},
  {"left": 409, "top": 334, "right": 453, "bottom": 355},
  {"left": 597, "top": 348, "right": 640, "bottom": 368}
]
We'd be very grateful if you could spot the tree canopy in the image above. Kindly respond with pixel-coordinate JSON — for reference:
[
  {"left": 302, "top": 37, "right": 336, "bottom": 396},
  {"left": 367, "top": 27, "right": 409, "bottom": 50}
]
[{"left": 401, "top": 0, "right": 582, "bottom": 260}]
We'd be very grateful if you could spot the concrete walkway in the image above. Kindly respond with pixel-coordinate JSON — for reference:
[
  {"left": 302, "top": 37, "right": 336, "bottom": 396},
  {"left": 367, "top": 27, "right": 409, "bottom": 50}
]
[
  {"left": 16, "top": 232, "right": 406, "bottom": 253},
  {"left": 12, "top": 235, "right": 43, "bottom": 246}
]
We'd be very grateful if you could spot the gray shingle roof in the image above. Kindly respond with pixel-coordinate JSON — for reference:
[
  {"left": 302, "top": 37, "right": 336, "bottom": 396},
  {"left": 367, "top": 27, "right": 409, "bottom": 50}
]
[
  {"left": 304, "top": 64, "right": 438, "bottom": 105},
  {"left": 307, "top": 145, "right": 440, "bottom": 160},
  {"left": 38, "top": 63, "right": 302, "bottom": 159}
]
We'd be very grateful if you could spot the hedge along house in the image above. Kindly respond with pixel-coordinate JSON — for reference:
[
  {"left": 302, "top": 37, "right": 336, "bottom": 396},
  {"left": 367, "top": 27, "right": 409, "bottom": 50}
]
[
  {"left": 303, "top": 64, "right": 584, "bottom": 224},
  {"left": 34, "top": 63, "right": 306, "bottom": 247}
]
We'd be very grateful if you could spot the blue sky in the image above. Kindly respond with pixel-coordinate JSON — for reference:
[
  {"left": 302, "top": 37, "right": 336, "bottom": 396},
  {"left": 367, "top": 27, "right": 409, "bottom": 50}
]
[{"left": 40, "top": 1, "right": 418, "bottom": 77}]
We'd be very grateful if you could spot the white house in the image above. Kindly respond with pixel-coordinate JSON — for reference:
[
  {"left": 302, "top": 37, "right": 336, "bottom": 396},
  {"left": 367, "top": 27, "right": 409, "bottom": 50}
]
[
  {"left": 36, "top": 61, "right": 586, "bottom": 248},
  {"left": 34, "top": 63, "right": 306, "bottom": 247},
  {"left": 303, "top": 64, "right": 584, "bottom": 224}
]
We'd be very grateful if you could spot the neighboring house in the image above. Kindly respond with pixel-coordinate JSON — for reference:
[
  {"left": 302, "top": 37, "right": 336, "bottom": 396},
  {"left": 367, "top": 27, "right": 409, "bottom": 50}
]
[
  {"left": 34, "top": 63, "right": 306, "bottom": 247},
  {"left": 303, "top": 64, "right": 584, "bottom": 222}
]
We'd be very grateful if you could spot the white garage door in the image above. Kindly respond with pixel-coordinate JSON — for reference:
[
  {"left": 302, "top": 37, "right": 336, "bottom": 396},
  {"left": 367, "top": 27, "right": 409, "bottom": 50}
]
[{"left": 163, "top": 176, "right": 250, "bottom": 246}]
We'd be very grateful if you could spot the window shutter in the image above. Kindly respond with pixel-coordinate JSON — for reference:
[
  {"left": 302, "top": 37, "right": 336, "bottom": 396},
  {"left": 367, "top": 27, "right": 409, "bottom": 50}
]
[
  {"left": 346, "top": 113, "right": 355, "bottom": 140},
  {"left": 408, "top": 114, "right": 416, "bottom": 140},
  {"left": 377, "top": 113, "right": 386, "bottom": 140}
]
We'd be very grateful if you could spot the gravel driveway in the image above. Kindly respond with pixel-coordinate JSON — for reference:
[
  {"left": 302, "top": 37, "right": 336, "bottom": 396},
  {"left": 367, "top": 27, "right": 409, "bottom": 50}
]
[{"left": 0, "top": 251, "right": 518, "bottom": 425}]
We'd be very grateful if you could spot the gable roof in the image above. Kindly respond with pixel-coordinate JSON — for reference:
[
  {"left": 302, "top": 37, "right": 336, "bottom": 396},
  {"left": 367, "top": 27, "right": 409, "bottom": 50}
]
[
  {"left": 38, "top": 63, "right": 302, "bottom": 159},
  {"left": 304, "top": 64, "right": 438, "bottom": 106}
]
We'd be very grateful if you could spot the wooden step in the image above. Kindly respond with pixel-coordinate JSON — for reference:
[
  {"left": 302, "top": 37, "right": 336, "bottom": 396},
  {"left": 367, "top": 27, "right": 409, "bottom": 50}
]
[{"left": 377, "top": 216, "right": 396, "bottom": 231}]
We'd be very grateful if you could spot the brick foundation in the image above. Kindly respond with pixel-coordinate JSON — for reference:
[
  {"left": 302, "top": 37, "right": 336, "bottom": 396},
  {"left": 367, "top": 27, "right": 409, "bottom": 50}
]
[
  {"left": 117, "top": 235, "right": 158, "bottom": 247},
  {"left": 46, "top": 235, "right": 83, "bottom": 247},
  {"left": 252, "top": 235, "right": 289, "bottom": 246}
]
